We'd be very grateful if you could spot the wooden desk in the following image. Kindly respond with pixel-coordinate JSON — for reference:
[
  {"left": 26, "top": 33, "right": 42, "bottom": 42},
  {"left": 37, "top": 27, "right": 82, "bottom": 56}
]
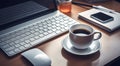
[{"left": 0, "top": 0, "right": 120, "bottom": 66}]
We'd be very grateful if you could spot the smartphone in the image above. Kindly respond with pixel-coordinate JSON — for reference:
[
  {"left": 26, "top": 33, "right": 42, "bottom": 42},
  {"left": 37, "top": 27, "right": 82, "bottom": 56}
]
[{"left": 90, "top": 12, "right": 114, "bottom": 23}]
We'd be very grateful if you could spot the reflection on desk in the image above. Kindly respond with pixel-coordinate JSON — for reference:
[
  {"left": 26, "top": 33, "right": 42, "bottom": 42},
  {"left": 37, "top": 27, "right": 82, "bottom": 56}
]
[{"left": 62, "top": 48, "right": 100, "bottom": 66}]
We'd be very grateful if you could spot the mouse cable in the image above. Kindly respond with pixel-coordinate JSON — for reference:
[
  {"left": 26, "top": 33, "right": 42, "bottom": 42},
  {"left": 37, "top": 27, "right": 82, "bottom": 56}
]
[
  {"left": 72, "top": 1, "right": 93, "bottom": 8},
  {"left": 72, "top": 1, "right": 115, "bottom": 13}
]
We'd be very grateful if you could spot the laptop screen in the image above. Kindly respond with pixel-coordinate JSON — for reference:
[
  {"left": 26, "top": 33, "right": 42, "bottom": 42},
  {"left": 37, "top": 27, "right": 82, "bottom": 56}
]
[{"left": 0, "top": 0, "right": 57, "bottom": 30}]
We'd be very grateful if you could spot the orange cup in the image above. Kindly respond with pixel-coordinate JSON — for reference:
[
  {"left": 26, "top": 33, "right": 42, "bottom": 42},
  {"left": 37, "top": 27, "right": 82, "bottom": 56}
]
[{"left": 57, "top": 0, "right": 72, "bottom": 13}]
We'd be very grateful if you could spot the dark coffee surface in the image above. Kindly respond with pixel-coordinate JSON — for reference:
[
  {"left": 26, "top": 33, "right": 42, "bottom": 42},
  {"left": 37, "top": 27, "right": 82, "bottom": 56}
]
[{"left": 73, "top": 29, "right": 90, "bottom": 36}]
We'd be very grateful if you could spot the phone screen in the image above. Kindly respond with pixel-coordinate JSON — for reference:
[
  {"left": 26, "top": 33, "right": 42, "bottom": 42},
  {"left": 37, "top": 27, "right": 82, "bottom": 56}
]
[{"left": 90, "top": 12, "right": 114, "bottom": 23}]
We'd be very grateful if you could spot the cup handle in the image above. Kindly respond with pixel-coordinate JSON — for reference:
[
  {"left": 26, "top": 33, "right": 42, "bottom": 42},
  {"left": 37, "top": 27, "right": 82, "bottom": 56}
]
[{"left": 93, "top": 32, "right": 102, "bottom": 40}]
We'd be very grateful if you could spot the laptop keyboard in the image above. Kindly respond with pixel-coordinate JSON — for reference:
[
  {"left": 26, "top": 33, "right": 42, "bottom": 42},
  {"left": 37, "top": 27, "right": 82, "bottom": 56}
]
[{"left": 0, "top": 14, "right": 78, "bottom": 57}]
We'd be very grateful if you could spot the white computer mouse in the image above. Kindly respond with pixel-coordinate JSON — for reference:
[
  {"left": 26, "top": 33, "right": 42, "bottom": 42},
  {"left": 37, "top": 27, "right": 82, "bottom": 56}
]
[{"left": 21, "top": 48, "right": 51, "bottom": 66}]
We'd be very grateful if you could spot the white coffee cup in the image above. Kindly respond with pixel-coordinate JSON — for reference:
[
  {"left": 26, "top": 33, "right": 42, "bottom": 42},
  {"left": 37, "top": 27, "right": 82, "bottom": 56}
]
[{"left": 69, "top": 24, "right": 102, "bottom": 49}]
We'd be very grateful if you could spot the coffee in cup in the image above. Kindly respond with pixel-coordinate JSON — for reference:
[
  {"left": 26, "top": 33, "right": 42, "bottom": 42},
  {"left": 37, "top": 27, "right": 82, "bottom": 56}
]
[
  {"left": 69, "top": 24, "right": 102, "bottom": 49},
  {"left": 73, "top": 29, "right": 91, "bottom": 36}
]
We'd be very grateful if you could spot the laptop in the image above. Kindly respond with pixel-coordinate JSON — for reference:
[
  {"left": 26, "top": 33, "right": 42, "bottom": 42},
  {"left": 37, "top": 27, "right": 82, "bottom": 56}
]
[
  {"left": 0, "top": 0, "right": 58, "bottom": 31},
  {"left": 0, "top": 0, "right": 78, "bottom": 56}
]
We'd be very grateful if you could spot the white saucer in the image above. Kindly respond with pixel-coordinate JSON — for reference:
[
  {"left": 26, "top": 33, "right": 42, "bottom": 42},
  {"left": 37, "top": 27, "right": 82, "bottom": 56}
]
[{"left": 62, "top": 36, "right": 101, "bottom": 55}]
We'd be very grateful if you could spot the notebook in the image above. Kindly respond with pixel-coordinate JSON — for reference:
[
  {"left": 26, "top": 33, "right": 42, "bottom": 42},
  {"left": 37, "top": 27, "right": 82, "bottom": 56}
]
[{"left": 78, "top": 6, "right": 120, "bottom": 32}]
